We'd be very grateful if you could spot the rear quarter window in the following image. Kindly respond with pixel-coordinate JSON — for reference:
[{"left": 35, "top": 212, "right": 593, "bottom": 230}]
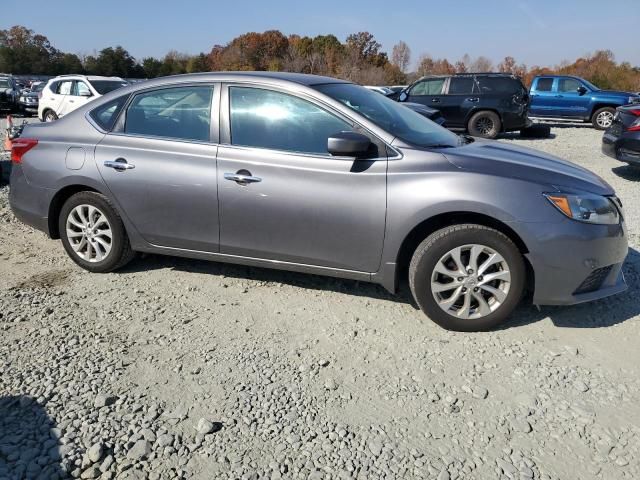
[
  {"left": 89, "top": 96, "right": 128, "bottom": 131},
  {"left": 476, "top": 76, "right": 525, "bottom": 95}
]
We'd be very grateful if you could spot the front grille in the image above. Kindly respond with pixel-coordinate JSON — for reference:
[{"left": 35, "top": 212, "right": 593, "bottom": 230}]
[{"left": 573, "top": 266, "right": 613, "bottom": 295}]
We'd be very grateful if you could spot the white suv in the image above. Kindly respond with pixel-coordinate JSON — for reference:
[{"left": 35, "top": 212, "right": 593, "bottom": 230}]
[{"left": 38, "top": 75, "right": 128, "bottom": 122}]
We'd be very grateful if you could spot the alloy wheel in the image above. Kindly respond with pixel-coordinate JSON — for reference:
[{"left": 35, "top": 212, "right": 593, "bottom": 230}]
[
  {"left": 596, "top": 111, "right": 614, "bottom": 129},
  {"left": 65, "top": 204, "right": 113, "bottom": 262},
  {"left": 430, "top": 244, "right": 511, "bottom": 320},
  {"left": 475, "top": 117, "right": 494, "bottom": 136}
]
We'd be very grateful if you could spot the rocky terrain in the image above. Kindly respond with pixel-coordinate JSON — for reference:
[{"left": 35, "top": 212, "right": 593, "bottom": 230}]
[{"left": 1, "top": 120, "right": 640, "bottom": 479}]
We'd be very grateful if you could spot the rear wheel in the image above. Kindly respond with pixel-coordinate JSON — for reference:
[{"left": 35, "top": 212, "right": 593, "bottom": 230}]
[
  {"left": 43, "top": 110, "right": 58, "bottom": 122},
  {"left": 467, "top": 111, "right": 501, "bottom": 139},
  {"left": 592, "top": 107, "right": 615, "bottom": 130},
  {"left": 59, "top": 192, "right": 135, "bottom": 273},
  {"left": 409, "top": 224, "right": 525, "bottom": 331}
]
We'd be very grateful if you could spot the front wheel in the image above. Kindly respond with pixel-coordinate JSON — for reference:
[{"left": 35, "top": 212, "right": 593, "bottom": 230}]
[
  {"left": 409, "top": 224, "right": 525, "bottom": 331},
  {"left": 467, "top": 111, "right": 502, "bottom": 139},
  {"left": 592, "top": 107, "right": 615, "bottom": 130},
  {"left": 59, "top": 191, "right": 135, "bottom": 273}
]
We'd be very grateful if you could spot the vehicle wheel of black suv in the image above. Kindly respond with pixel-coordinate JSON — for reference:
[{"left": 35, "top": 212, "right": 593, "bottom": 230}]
[
  {"left": 59, "top": 192, "right": 135, "bottom": 273},
  {"left": 409, "top": 224, "right": 525, "bottom": 331},
  {"left": 44, "top": 110, "right": 58, "bottom": 122},
  {"left": 468, "top": 111, "right": 501, "bottom": 139},
  {"left": 592, "top": 107, "right": 616, "bottom": 130}
]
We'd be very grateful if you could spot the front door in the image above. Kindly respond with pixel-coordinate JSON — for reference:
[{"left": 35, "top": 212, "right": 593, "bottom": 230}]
[
  {"left": 404, "top": 77, "right": 446, "bottom": 111},
  {"left": 217, "top": 85, "right": 387, "bottom": 272},
  {"left": 555, "top": 77, "right": 591, "bottom": 118},
  {"left": 95, "top": 84, "right": 220, "bottom": 252}
]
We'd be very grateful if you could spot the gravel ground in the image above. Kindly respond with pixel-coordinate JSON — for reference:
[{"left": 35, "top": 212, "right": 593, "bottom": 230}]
[{"left": 1, "top": 117, "right": 640, "bottom": 480}]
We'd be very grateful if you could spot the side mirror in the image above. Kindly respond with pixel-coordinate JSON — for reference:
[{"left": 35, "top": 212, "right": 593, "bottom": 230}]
[
  {"left": 399, "top": 91, "right": 408, "bottom": 102},
  {"left": 328, "top": 131, "right": 372, "bottom": 158},
  {"left": 79, "top": 90, "right": 93, "bottom": 97},
  {"left": 577, "top": 86, "right": 588, "bottom": 95}
]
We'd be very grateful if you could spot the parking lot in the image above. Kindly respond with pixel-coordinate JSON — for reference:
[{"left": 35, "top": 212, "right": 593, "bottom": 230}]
[{"left": 1, "top": 118, "right": 640, "bottom": 479}]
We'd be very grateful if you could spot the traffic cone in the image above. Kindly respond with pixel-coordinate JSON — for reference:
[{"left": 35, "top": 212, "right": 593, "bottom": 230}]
[{"left": 3, "top": 115, "right": 13, "bottom": 151}]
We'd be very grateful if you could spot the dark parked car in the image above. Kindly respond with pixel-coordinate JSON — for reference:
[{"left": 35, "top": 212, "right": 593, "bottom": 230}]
[
  {"left": 394, "top": 73, "right": 530, "bottom": 139},
  {"left": 9, "top": 72, "right": 628, "bottom": 331},
  {"left": 602, "top": 105, "right": 640, "bottom": 166},
  {"left": 530, "top": 75, "right": 640, "bottom": 130},
  {"left": 18, "top": 82, "right": 44, "bottom": 115},
  {"left": 0, "top": 74, "right": 20, "bottom": 112}
]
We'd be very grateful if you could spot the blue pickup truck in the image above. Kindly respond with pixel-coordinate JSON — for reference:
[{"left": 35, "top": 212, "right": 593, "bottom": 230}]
[{"left": 529, "top": 75, "right": 640, "bottom": 130}]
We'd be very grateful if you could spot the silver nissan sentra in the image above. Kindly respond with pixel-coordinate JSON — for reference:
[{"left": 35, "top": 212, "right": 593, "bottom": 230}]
[{"left": 9, "top": 72, "right": 628, "bottom": 331}]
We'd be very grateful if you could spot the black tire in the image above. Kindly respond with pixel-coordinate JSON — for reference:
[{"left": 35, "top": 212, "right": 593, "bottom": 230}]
[
  {"left": 409, "top": 224, "right": 525, "bottom": 332},
  {"left": 59, "top": 191, "right": 135, "bottom": 273},
  {"left": 43, "top": 109, "right": 58, "bottom": 122},
  {"left": 467, "top": 111, "right": 502, "bottom": 139},
  {"left": 591, "top": 107, "right": 616, "bottom": 130}
]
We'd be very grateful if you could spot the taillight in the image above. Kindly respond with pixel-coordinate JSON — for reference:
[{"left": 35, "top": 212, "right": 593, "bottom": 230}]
[
  {"left": 11, "top": 138, "right": 38, "bottom": 164},
  {"left": 624, "top": 108, "right": 640, "bottom": 131}
]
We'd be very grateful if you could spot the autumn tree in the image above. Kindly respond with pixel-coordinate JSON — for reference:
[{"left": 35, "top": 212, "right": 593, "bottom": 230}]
[{"left": 391, "top": 41, "right": 411, "bottom": 72}]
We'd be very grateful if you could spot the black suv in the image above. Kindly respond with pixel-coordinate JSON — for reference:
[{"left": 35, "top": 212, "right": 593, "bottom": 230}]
[
  {"left": 396, "top": 73, "right": 530, "bottom": 139},
  {"left": 0, "top": 74, "right": 20, "bottom": 112}
]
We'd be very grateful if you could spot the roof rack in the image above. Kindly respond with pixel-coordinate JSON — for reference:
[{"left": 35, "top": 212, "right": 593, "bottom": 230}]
[{"left": 55, "top": 74, "right": 86, "bottom": 78}]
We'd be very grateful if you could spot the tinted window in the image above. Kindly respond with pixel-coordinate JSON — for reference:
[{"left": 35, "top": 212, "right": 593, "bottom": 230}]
[
  {"left": 535, "top": 78, "right": 553, "bottom": 92},
  {"left": 476, "top": 76, "right": 524, "bottom": 94},
  {"left": 410, "top": 78, "right": 445, "bottom": 96},
  {"left": 90, "top": 96, "right": 128, "bottom": 131},
  {"left": 314, "top": 83, "right": 462, "bottom": 148},
  {"left": 75, "top": 81, "right": 91, "bottom": 96},
  {"left": 125, "top": 86, "right": 213, "bottom": 142},
  {"left": 91, "top": 80, "right": 128, "bottom": 95},
  {"left": 448, "top": 77, "right": 474, "bottom": 95},
  {"left": 0, "top": 78, "right": 10, "bottom": 88},
  {"left": 58, "top": 81, "right": 73, "bottom": 95},
  {"left": 558, "top": 78, "right": 583, "bottom": 93},
  {"left": 229, "top": 87, "right": 353, "bottom": 155}
]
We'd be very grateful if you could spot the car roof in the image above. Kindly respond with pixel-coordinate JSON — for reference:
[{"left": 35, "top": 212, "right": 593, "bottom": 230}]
[{"left": 137, "top": 71, "right": 350, "bottom": 87}]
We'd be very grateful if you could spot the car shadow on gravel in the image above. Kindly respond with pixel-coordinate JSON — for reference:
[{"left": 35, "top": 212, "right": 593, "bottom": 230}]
[
  {"left": 503, "top": 247, "right": 640, "bottom": 330},
  {"left": 123, "top": 254, "right": 419, "bottom": 307},
  {"left": 612, "top": 165, "right": 640, "bottom": 182},
  {"left": 0, "top": 395, "right": 67, "bottom": 479}
]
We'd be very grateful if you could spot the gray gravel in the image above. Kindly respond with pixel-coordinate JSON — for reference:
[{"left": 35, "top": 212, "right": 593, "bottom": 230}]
[{"left": 1, "top": 119, "right": 640, "bottom": 479}]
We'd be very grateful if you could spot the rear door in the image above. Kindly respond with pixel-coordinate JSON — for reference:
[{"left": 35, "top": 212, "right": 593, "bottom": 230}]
[
  {"left": 439, "top": 76, "right": 476, "bottom": 128},
  {"left": 404, "top": 77, "right": 446, "bottom": 110},
  {"left": 46, "top": 80, "right": 71, "bottom": 115},
  {"left": 94, "top": 84, "right": 220, "bottom": 252},
  {"left": 555, "top": 77, "right": 591, "bottom": 118},
  {"left": 529, "top": 77, "right": 556, "bottom": 116},
  {"left": 216, "top": 84, "right": 387, "bottom": 272}
]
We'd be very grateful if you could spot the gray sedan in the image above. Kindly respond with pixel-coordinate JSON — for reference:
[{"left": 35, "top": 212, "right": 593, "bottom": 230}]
[{"left": 9, "top": 72, "right": 628, "bottom": 331}]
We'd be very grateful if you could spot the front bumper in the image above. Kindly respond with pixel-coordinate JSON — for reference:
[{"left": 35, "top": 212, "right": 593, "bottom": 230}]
[
  {"left": 602, "top": 132, "right": 640, "bottom": 165},
  {"left": 518, "top": 218, "right": 628, "bottom": 305},
  {"left": 19, "top": 100, "right": 39, "bottom": 112}
]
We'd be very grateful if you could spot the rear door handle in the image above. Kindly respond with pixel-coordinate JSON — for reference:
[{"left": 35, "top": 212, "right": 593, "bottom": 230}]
[
  {"left": 104, "top": 158, "right": 135, "bottom": 171},
  {"left": 466, "top": 98, "right": 480, "bottom": 102},
  {"left": 431, "top": 98, "right": 441, "bottom": 103},
  {"left": 224, "top": 172, "right": 262, "bottom": 185}
]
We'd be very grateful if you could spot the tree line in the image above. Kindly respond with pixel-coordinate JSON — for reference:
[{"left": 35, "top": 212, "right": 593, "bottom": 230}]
[{"left": 1, "top": 25, "right": 639, "bottom": 91}]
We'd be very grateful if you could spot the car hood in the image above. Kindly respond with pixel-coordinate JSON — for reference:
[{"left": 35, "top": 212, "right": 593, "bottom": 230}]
[
  {"left": 594, "top": 89, "right": 636, "bottom": 98},
  {"left": 441, "top": 139, "right": 614, "bottom": 196},
  {"left": 21, "top": 92, "right": 39, "bottom": 98}
]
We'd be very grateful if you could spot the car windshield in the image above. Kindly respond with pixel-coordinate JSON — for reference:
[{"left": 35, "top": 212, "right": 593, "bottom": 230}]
[
  {"left": 90, "top": 80, "right": 128, "bottom": 95},
  {"left": 33, "top": 83, "right": 45, "bottom": 92},
  {"left": 314, "top": 83, "right": 461, "bottom": 148},
  {"left": 0, "top": 79, "right": 10, "bottom": 88}
]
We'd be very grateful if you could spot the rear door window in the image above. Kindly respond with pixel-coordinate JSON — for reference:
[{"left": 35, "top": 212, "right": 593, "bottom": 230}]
[
  {"left": 410, "top": 78, "right": 446, "bottom": 96},
  {"left": 534, "top": 78, "right": 554, "bottom": 92},
  {"left": 124, "top": 86, "right": 214, "bottom": 142},
  {"left": 58, "top": 81, "right": 73, "bottom": 95},
  {"left": 89, "top": 96, "right": 128, "bottom": 131},
  {"left": 447, "top": 77, "right": 475, "bottom": 95}
]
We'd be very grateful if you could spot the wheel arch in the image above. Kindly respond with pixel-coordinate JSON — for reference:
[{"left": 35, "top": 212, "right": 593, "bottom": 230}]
[
  {"left": 393, "top": 211, "right": 533, "bottom": 292},
  {"left": 48, "top": 184, "right": 102, "bottom": 239},
  {"left": 590, "top": 103, "right": 618, "bottom": 119}
]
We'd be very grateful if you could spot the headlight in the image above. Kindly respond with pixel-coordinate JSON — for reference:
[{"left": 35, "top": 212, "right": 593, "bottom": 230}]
[
  {"left": 19, "top": 96, "right": 25, "bottom": 102},
  {"left": 544, "top": 193, "right": 620, "bottom": 225}
]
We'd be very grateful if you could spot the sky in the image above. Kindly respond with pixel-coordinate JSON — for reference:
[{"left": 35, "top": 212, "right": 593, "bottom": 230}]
[{"left": 5, "top": 0, "right": 639, "bottom": 69}]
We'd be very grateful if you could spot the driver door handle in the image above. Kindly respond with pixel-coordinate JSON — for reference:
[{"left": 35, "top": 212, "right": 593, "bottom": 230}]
[
  {"left": 224, "top": 172, "right": 262, "bottom": 184},
  {"left": 466, "top": 97, "right": 480, "bottom": 102},
  {"left": 431, "top": 98, "right": 441, "bottom": 103}
]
